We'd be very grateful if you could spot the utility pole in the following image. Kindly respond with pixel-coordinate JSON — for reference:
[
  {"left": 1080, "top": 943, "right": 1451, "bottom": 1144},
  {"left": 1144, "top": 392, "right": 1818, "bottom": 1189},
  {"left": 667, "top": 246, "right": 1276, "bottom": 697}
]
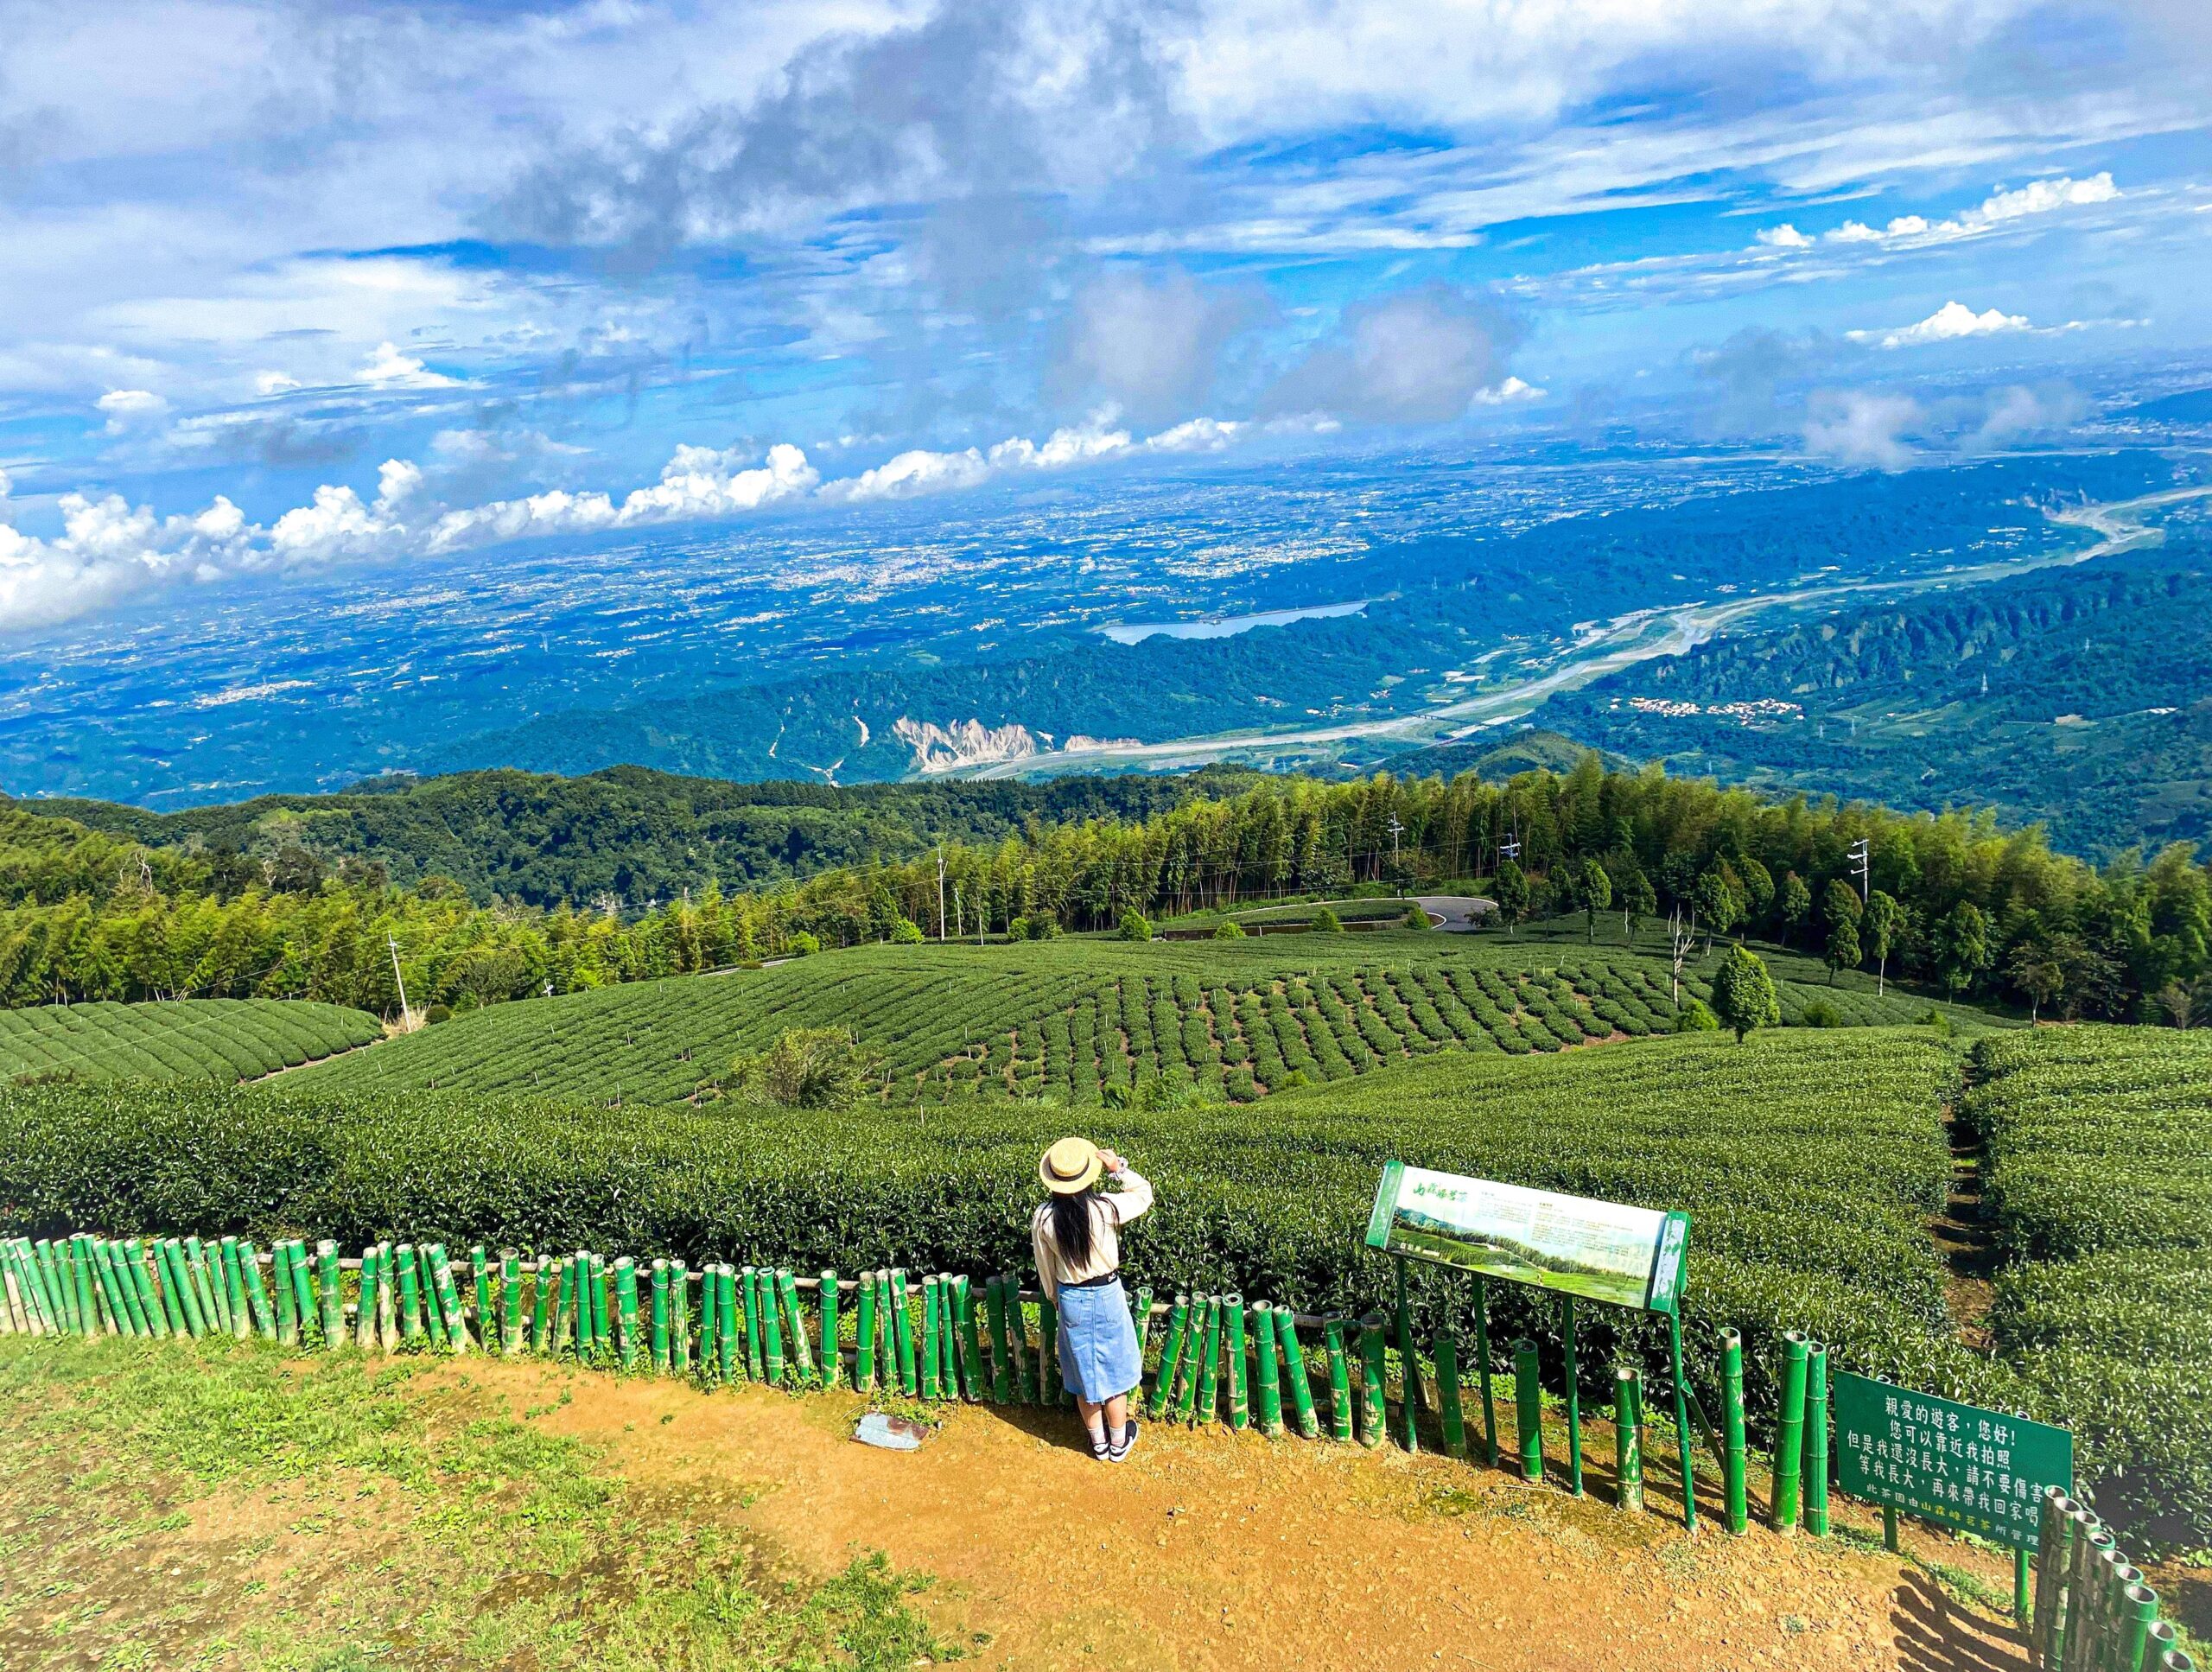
[
  {"left": 953, "top": 882, "right": 963, "bottom": 944},
  {"left": 1387, "top": 813, "right": 1406, "bottom": 897},
  {"left": 387, "top": 935, "right": 416, "bottom": 1031},
  {"left": 1847, "top": 836, "right": 1872, "bottom": 903},
  {"left": 937, "top": 845, "right": 947, "bottom": 943}
]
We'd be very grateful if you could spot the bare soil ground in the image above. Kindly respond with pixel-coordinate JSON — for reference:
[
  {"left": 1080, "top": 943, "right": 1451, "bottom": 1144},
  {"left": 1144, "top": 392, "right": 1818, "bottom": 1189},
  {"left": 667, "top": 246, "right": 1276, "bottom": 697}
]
[{"left": 496, "top": 1357, "right": 2030, "bottom": 1672}]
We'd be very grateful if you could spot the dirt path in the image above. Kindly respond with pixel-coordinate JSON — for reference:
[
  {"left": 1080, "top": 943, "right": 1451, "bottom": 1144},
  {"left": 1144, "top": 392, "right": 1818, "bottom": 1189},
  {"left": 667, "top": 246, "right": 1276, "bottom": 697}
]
[
  {"left": 1929, "top": 1099, "right": 1999, "bottom": 1351},
  {"left": 462, "top": 1358, "right": 2028, "bottom": 1672}
]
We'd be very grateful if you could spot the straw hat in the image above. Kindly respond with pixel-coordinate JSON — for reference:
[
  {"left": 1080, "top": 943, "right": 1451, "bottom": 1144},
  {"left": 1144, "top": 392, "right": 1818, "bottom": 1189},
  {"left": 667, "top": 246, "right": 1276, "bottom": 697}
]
[{"left": 1039, "top": 1136, "right": 1103, "bottom": 1195}]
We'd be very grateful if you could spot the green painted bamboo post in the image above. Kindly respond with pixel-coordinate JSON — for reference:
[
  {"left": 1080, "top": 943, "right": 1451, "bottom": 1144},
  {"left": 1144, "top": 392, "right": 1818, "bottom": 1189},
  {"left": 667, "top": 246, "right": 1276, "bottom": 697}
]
[
  {"left": 741, "top": 1268, "right": 766, "bottom": 1380},
  {"left": 1433, "top": 1325, "right": 1467, "bottom": 1459},
  {"left": 45, "top": 1238, "right": 76, "bottom": 1335},
  {"left": 502, "top": 1251, "right": 525, "bottom": 1357},
  {"left": 377, "top": 1243, "right": 399, "bottom": 1350},
  {"left": 1616, "top": 1366, "right": 1644, "bottom": 1512},
  {"left": 29, "top": 1239, "right": 67, "bottom": 1334},
  {"left": 550, "top": 1257, "right": 572, "bottom": 1353},
  {"left": 854, "top": 1269, "right": 878, "bottom": 1390},
  {"left": 1276, "top": 1306, "right": 1321, "bottom": 1440},
  {"left": 919, "top": 1275, "right": 944, "bottom": 1400},
  {"left": 960, "top": 1275, "right": 988, "bottom": 1400},
  {"left": 206, "top": 1238, "right": 235, "bottom": 1335},
  {"left": 1193, "top": 1296, "right": 1224, "bottom": 1425},
  {"left": 1667, "top": 1311, "right": 1697, "bottom": 1533},
  {"left": 763, "top": 1266, "right": 788, "bottom": 1385},
  {"left": 1561, "top": 1297, "right": 1583, "bottom": 1494},
  {"left": 818, "top": 1269, "right": 840, "bottom": 1389},
  {"left": 650, "top": 1259, "right": 671, "bottom": 1373},
  {"left": 420, "top": 1249, "right": 453, "bottom": 1351},
  {"left": 1395, "top": 1262, "right": 1420, "bottom": 1454},
  {"left": 318, "top": 1242, "right": 343, "bottom": 1347},
  {"left": 721, "top": 1274, "right": 747, "bottom": 1380},
  {"left": 1006, "top": 1277, "right": 1037, "bottom": 1405},
  {"left": 118, "top": 1241, "right": 155, "bottom": 1336},
  {"left": 1472, "top": 1275, "right": 1497, "bottom": 1465},
  {"left": 1037, "top": 1289, "right": 1062, "bottom": 1406},
  {"left": 1357, "top": 1313, "right": 1388, "bottom": 1448},
  {"left": 1773, "top": 1330, "right": 1809, "bottom": 1533},
  {"left": 1325, "top": 1316, "right": 1353, "bottom": 1441},
  {"left": 431, "top": 1246, "right": 473, "bottom": 1353},
  {"left": 1513, "top": 1338, "right": 1543, "bottom": 1484},
  {"left": 935, "top": 1275, "right": 958, "bottom": 1399},
  {"left": 2032, "top": 1491, "right": 2072, "bottom": 1669},
  {"left": 590, "top": 1253, "right": 611, "bottom": 1356},
  {"left": 1803, "top": 1344, "right": 1830, "bottom": 1537},
  {"left": 779, "top": 1268, "right": 812, "bottom": 1385},
  {"left": 983, "top": 1275, "right": 1014, "bottom": 1404},
  {"left": 887, "top": 1269, "right": 915, "bottom": 1395},
  {"left": 1132, "top": 1284, "right": 1155, "bottom": 1371},
  {"left": 1147, "top": 1294, "right": 1188, "bottom": 1421},
  {"left": 873, "top": 1270, "right": 896, "bottom": 1394},
  {"left": 87, "top": 1241, "right": 128, "bottom": 1335},
  {"left": 217, "top": 1237, "right": 248, "bottom": 1338},
  {"left": 397, "top": 1244, "right": 426, "bottom": 1345},
  {"left": 77, "top": 1237, "right": 111, "bottom": 1334},
  {"left": 10, "top": 1238, "right": 44, "bottom": 1335},
  {"left": 1719, "top": 1327, "right": 1749, "bottom": 1535},
  {"left": 2147, "top": 1624, "right": 2184, "bottom": 1672},
  {"left": 238, "top": 1241, "right": 275, "bottom": 1340},
  {"left": 126, "top": 1241, "right": 168, "bottom": 1340},
  {"left": 354, "top": 1245, "right": 380, "bottom": 1350},
  {"left": 288, "top": 1237, "right": 317, "bottom": 1345},
  {"left": 526, "top": 1255, "right": 550, "bottom": 1352},
  {"left": 671, "top": 1260, "right": 695, "bottom": 1372},
  {"left": 1224, "top": 1293, "right": 1249, "bottom": 1431},
  {"left": 697, "top": 1261, "right": 721, "bottom": 1383},
  {"left": 186, "top": 1235, "right": 222, "bottom": 1334},
  {"left": 471, "top": 1246, "right": 491, "bottom": 1343},
  {"left": 0, "top": 1242, "right": 25, "bottom": 1336},
  {"left": 103, "top": 1241, "right": 148, "bottom": 1336},
  {"left": 2121, "top": 1579, "right": 2160, "bottom": 1672},
  {"left": 1252, "top": 1300, "right": 1283, "bottom": 1436},
  {"left": 1171, "top": 1294, "right": 1206, "bottom": 1425}
]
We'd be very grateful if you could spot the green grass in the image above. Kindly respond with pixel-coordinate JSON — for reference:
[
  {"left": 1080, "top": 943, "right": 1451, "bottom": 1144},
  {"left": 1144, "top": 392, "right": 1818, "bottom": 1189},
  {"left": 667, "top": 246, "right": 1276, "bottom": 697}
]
[
  {"left": 296, "top": 919, "right": 1996, "bottom": 1109},
  {"left": 0, "top": 1332, "right": 951, "bottom": 1671},
  {"left": 0, "top": 999, "right": 380, "bottom": 1085}
]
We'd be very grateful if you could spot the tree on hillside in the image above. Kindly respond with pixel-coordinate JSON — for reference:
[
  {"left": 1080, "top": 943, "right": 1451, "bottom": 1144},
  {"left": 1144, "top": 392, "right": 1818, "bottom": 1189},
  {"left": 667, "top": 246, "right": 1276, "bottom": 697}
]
[
  {"left": 1863, "top": 891, "right": 1904, "bottom": 995},
  {"left": 1620, "top": 868, "right": 1656, "bottom": 944},
  {"left": 1736, "top": 855, "right": 1775, "bottom": 926},
  {"left": 1494, "top": 860, "right": 1529, "bottom": 938},
  {"left": 1933, "top": 901, "right": 1993, "bottom": 999},
  {"left": 1779, "top": 872, "right": 1813, "bottom": 949},
  {"left": 1580, "top": 858, "right": 1611, "bottom": 944},
  {"left": 1118, "top": 909, "right": 1152, "bottom": 941},
  {"left": 1310, "top": 905, "right": 1344, "bottom": 934},
  {"left": 1824, "top": 914, "right": 1860, "bottom": 984},
  {"left": 1693, "top": 868, "right": 1738, "bottom": 953},
  {"left": 1710, "top": 946, "right": 1780, "bottom": 1043},
  {"left": 721, "top": 1027, "right": 882, "bottom": 1109},
  {"left": 2005, "top": 938, "right": 2066, "bottom": 1022}
]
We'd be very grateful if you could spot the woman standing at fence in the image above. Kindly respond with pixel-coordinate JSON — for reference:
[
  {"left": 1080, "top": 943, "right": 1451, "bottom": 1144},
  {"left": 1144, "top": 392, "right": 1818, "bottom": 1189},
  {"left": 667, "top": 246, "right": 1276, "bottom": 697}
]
[{"left": 1033, "top": 1137, "right": 1153, "bottom": 1462}]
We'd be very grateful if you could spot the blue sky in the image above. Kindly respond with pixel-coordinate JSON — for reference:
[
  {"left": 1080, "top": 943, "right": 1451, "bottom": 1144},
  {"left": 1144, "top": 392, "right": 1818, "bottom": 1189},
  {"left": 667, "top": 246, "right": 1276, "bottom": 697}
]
[{"left": 0, "top": 0, "right": 2206, "bottom": 633}]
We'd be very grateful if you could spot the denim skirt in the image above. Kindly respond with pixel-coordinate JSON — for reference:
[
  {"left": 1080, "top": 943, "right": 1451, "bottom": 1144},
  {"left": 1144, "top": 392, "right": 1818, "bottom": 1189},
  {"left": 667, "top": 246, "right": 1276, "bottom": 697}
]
[{"left": 1055, "top": 1278, "right": 1143, "bottom": 1402}]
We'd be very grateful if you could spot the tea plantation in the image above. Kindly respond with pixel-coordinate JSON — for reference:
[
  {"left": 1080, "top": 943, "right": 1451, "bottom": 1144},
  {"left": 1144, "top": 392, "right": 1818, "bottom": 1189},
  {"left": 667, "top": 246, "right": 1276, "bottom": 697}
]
[
  {"left": 0, "top": 998, "right": 379, "bottom": 1084},
  {"left": 296, "top": 925, "right": 1980, "bottom": 1108},
  {"left": 1969, "top": 1027, "right": 2212, "bottom": 1540}
]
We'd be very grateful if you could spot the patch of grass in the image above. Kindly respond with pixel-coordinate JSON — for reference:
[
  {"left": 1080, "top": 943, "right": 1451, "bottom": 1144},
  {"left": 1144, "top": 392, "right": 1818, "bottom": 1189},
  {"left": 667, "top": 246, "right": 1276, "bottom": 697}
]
[{"left": 0, "top": 1334, "right": 955, "bottom": 1671}]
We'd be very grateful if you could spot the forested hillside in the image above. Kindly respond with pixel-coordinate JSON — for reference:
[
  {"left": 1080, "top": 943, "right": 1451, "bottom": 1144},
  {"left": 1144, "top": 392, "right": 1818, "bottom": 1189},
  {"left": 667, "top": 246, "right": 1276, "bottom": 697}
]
[
  {"left": 0, "top": 753, "right": 2206, "bottom": 1027},
  {"left": 32, "top": 766, "right": 1253, "bottom": 907},
  {"left": 1541, "top": 546, "right": 2212, "bottom": 853}
]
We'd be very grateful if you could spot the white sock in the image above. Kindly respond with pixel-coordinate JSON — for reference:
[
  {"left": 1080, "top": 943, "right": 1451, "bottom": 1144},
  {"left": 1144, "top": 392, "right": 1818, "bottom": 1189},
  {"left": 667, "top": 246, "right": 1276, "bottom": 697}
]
[{"left": 1084, "top": 1413, "right": 1108, "bottom": 1449}]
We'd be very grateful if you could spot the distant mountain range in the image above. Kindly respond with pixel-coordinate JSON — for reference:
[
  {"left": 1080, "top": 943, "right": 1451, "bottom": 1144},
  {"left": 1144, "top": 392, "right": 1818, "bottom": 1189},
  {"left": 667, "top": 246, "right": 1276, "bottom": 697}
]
[{"left": 1535, "top": 532, "right": 2212, "bottom": 856}]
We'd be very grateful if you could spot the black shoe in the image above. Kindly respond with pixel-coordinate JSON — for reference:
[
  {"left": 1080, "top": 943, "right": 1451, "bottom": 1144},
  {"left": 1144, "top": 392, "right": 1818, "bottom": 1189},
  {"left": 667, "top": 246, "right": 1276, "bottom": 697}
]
[
  {"left": 1109, "top": 1419, "right": 1138, "bottom": 1462},
  {"left": 1090, "top": 1431, "right": 1112, "bottom": 1461}
]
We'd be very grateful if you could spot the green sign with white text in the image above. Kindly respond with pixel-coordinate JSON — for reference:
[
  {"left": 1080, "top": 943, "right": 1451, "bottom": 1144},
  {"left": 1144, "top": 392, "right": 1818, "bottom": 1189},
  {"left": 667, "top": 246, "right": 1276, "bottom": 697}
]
[{"left": 1831, "top": 1371, "right": 2072, "bottom": 1550}]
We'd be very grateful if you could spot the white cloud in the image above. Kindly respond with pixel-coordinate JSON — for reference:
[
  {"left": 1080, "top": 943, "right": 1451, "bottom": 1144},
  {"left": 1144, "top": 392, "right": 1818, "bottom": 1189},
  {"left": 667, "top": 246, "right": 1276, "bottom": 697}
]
[
  {"left": 358, "top": 341, "right": 461, "bottom": 388},
  {"left": 1802, "top": 389, "right": 1922, "bottom": 469},
  {"left": 1755, "top": 224, "right": 1814, "bottom": 249},
  {"left": 1143, "top": 416, "right": 1243, "bottom": 452},
  {"left": 1472, "top": 375, "right": 1545, "bottom": 404},
  {"left": 1851, "top": 300, "right": 2030, "bottom": 349},
  {"left": 254, "top": 371, "right": 302, "bottom": 395},
  {"left": 96, "top": 388, "right": 169, "bottom": 431},
  {"left": 1822, "top": 173, "right": 2118, "bottom": 247},
  {"left": 818, "top": 446, "right": 993, "bottom": 504}
]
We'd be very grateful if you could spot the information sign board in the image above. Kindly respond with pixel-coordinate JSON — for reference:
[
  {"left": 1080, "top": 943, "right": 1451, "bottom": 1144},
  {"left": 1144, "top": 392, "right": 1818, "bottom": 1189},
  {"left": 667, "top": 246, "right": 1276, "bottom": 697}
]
[
  {"left": 1831, "top": 1371, "right": 2072, "bottom": 1550},
  {"left": 1363, "top": 1160, "right": 1689, "bottom": 1313}
]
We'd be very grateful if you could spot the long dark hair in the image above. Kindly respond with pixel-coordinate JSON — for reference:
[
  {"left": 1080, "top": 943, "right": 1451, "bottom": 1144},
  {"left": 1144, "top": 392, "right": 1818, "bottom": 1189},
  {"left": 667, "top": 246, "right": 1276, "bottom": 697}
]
[{"left": 1048, "top": 1186, "right": 1102, "bottom": 1268}]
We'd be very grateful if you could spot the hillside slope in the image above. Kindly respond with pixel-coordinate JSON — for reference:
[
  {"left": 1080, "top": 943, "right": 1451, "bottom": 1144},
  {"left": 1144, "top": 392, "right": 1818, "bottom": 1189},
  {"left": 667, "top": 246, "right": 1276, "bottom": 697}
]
[
  {"left": 1540, "top": 547, "right": 2212, "bottom": 854},
  {"left": 295, "top": 927, "right": 1992, "bottom": 1108},
  {"left": 0, "top": 999, "right": 378, "bottom": 1083}
]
